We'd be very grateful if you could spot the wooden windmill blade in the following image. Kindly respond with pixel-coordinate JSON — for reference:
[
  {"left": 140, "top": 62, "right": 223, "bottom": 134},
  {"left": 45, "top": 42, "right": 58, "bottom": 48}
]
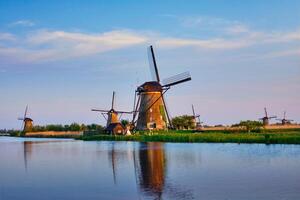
[
  {"left": 264, "top": 107, "right": 268, "bottom": 118},
  {"left": 91, "top": 109, "right": 110, "bottom": 112},
  {"left": 162, "top": 72, "right": 192, "bottom": 87},
  {"left": 192, "top": 104, "right": 196, "bottom": 117},
  {"left": 114, "top": 110, "right": 133, "bottom": 114},
  {"left": 269, "top": 116, "right": 277, "bottom": 119},
  {"left": 24, "top": 105, "right": 28, "bottom": 119},
  {"left": 161, "top": 94, "right": 173, "bottom": 128},
  {"left": 147, "top": 45, "right": 160, "bottom": 82},
  {"left": 111, "top": 91, "right": 116, "bottom": 110}
]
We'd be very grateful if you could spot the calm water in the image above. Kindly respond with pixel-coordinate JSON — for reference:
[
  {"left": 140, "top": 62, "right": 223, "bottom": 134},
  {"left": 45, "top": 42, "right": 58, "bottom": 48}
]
[{"left": 0, "top": 137, "right": 300, "bottom": 200}]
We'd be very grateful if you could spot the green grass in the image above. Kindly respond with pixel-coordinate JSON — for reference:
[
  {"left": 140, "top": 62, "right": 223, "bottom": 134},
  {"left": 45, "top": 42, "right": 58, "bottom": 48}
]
[{"left": 79, "top": 129, "right": 300, "bottom": 145}]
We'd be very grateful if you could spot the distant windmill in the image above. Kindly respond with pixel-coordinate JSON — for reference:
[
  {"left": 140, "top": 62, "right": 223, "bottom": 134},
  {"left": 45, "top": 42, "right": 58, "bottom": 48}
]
[
  {"left": 276, "top": 111, "right": 293, "bottom": 125},
  {"left": 92, "top": 91, "right": 132, "bottom": 134},
  {"left": 18, "top": 105, "right": 33, "bottom": 133},
  {"left": 132, "top": 45, "right": 192, "bottom": 130},
  {"left": 192, "top": 104, "right": 203, "bottom": 128},
  {"left": 259, "top": 107, "right": 276, "bottom": 126}
]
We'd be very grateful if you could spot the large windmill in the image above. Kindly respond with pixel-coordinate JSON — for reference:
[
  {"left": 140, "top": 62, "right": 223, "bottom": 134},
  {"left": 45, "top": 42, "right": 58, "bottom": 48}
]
[
  {"left": 259, "top": 107, "right": 276, "bottom": 126},
  {"left": 192, "top": 104, "right": 203, "bottom": 128},
  {"left": 18, "top": 105, "right": 33, "bottom": 133},
  {"left": 276, "top": 111, "right": 293, "bottom": 125},
  {"left": 132, "top": 45, "right": 192, "bottom": 130},
  {"left": 92, "top": 91, "right": 132, "bottom": 134}
]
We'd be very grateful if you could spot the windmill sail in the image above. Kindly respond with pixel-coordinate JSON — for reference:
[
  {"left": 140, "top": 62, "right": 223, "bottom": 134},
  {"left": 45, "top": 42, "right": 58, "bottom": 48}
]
[
  {"left": 147, "top": 45, "right": 160, "bottom": 82},
  {"left": 111, "top": 91, "right": 115, "bottom": 110},
  {"left": 24, "top": 105, "right": 28, "bottom": 119},
  {"left": 192, "top": 104, "right": 196, "bottom": 117},
  {"left": 264, "top": 107, "right": 268, "bottom": 118},
  {"left": 162, "top": 72, "right": 191, "bottom": 87}
]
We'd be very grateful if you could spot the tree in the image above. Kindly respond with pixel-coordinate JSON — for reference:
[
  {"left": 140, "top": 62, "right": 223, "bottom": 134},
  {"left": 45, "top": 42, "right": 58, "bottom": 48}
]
[
  {"left": 69, "top": 123, "right": 81, "bottom": 131},
  {"left": 121, "top": 119, "right": 129, "bottom": 127},
  {"left": 236, "top": 120, "right": 263, "bottom": 132},
  {"left": 172, "top": 115, "right": 195, "bottom": 130}
]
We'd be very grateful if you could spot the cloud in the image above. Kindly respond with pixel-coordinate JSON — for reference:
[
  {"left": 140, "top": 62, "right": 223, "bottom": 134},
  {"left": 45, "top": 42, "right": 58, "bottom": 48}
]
[
  {"left": 157, "top": 29, "right": 300, "bottom": 49},
  {"left": 0, "top": 22, "right": 299, "bottom": 64},
  {"left": 0, "top": 32, "right": 16, "bottom": 41},
  {"left": 0, "top": 29, "right": 149, "bottom": 63},
  {"left": 10, "top": 20, "right": 35, "bottom": 27},
  {"left": 263, "top": 48, "right": 300, "bottom": 58},
  {"left": 157, "top": 37, "right": 251, "bottom": 49}
]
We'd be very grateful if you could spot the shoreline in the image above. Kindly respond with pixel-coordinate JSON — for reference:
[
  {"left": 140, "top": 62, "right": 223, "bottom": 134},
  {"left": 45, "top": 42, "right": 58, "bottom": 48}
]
[
  {"left": 3, "top": 129, "right": 300, "bottom": 145},
  {"left": 78, "top": 131, "right": 300, "bottom": 145}
]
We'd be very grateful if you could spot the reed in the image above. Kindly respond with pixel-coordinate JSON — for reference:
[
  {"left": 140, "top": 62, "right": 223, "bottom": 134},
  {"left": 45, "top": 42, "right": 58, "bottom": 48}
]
[{"left": 79, "top": 130, "right": 300, "bottom": 144}]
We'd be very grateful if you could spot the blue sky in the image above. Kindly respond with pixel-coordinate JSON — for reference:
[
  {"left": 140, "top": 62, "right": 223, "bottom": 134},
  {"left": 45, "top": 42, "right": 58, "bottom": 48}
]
[{"left": 0, "top": 0, "right": 299, "bottom": 129}]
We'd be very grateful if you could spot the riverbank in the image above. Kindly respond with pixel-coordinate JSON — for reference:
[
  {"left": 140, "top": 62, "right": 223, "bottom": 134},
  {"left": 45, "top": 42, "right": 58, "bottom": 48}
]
[{"left": 79, "top": 130, "right": 300, "bottom": 144}]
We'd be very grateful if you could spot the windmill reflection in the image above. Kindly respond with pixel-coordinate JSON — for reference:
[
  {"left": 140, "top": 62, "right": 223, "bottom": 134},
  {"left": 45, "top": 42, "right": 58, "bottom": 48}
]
[
  {"left": 23, "top": 141, "right": 33, "bottom": 172},
  {"left": 108, "top": 142, "right": 118, "bottom": 185},
  {"left": 135, "top": 142, "right": 166, "bottom": 199}
]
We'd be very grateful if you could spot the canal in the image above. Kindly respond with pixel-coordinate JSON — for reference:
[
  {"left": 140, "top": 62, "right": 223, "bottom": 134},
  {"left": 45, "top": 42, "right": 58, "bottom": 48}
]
[{"left": 0, "top": 137, "right": 300, "bottom": 200}]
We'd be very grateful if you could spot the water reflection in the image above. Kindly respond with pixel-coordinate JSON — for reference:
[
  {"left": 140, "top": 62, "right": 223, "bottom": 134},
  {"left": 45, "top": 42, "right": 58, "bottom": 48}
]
[
  {"left": 133, "top": 142, "right": 193, "bottom": 200},
  {"left": 136, "top": 142, "right": 166, "bottom": 199},
  {"left": 23, "top": 141, "right": 32, "bottom": 171},
  {"left": 1, "top": 137, "right": 300, "bottom": 200}
]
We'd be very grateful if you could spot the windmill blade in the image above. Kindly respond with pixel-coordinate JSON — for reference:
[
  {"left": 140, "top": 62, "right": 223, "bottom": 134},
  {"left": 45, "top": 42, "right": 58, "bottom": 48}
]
[
  {"left": 111, "top": 91, "right": 116, "bottom": 110},
  {"left": 286, "top": 119, "right": 294, "bottom": 122},
  {"left": 269, "top": 116, "right": 277, "bottom": 119},
  {"left": 21, "top": 121, "right": 25, "bottom": 131},
  {"left": 161, "top": 93, "right": 172, "bottom": 128},
  {"left": 264, "top": 107, "right": 268, "bottom": 118},
  {"left": 162, "top": 72, "right": 191, "bottom": 87},
  {"left": 18, "top": 117, "right": 24, "bottom": 120},
  {"left": 192, "top": 105, "right": 196, "bottom": 117},
  {"left": 114, "top": 110, "right": 133, "bottom": 114},
  {"left": 147, "top": 45, "right": 160, "bottom": 82},
  {"left": 91, "top": 109, "right": 110, "bottom": 113},
  {"left": 283, "top": 111, "right": 286, "bottom": 119},
  {"left": 24, "top": 105, "right": 28, "bottom": 119},
  {"left": 197, "top": 116, "right": 201, "bottom": 122}
]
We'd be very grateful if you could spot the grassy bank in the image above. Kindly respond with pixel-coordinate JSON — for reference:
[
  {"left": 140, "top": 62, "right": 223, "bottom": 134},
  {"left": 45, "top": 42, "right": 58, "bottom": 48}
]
[{"left": 79, "top": 130, "right": 300, "bottom": 144}]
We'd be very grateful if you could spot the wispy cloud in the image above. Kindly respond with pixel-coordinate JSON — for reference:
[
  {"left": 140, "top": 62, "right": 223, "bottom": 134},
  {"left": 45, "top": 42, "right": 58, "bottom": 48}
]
[
  {"left": 0, "top": 32, "right": 16, "bottom": 41},
  {"left": 0, "top": 29, "right": 149, "bottom": 63},
  {"left": 0, "top": 19, "right": 299, "bottom": 63},
  {"left": 157, "top": 29, "right": 300, "bottom": 50},
  {"left": 10, "top": 20, "right": 35, "bottom": 27}
]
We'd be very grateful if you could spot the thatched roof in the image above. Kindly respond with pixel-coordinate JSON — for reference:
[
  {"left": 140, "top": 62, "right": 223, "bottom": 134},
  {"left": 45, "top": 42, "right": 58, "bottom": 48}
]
[{"left": 138, "top": 81, "right": 162, "bottom": 92}]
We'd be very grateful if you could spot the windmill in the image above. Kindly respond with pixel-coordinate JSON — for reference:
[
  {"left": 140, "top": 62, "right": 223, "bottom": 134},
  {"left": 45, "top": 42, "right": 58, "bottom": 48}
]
[
  {"left": 132, "top": 45, "right": 192, "bottom": 130},
  {"left": 276, "top": 111, "right": 293, "bottom": 125},
  {"left": 18, "top": 105, "right": 33, "bottom": 133},
  {"left": 259, "top": 107, "right": 276, "bottom": 126},
  {"left": 192, "top": 104, "right": 203, "bottom": 128},
  {"left": 92, "top": 91, "right": 132, "bottom": 134}
]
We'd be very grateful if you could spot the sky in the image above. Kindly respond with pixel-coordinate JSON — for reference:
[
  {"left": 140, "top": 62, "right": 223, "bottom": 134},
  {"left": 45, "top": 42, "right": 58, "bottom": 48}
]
[{"left": 0, "top": 0, "right": 299, "bottom": 129}]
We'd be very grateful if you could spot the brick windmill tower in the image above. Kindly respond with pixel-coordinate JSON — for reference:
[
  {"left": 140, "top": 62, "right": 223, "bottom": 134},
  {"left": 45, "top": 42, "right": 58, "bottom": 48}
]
[
  {"left": 132, "top": 45, "right": 192, "bottom": 130},
  {"left": 92, "top": 91, "right": 132, "bottom": 134},
  {"left": 18, "top": 105, "right": 33, "bottom": 133},
  {"left": 259, "top": 107, "right": 277, "bottom": 126}
]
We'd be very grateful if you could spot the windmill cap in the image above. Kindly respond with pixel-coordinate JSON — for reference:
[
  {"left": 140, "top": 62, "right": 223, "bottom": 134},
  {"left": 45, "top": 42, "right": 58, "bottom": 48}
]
[
  {"left": 138, "top": 81, "right": 162, "bottom": 92},
  {"left": 24, "top": 117, "right": 33, "bottom": 122}
]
